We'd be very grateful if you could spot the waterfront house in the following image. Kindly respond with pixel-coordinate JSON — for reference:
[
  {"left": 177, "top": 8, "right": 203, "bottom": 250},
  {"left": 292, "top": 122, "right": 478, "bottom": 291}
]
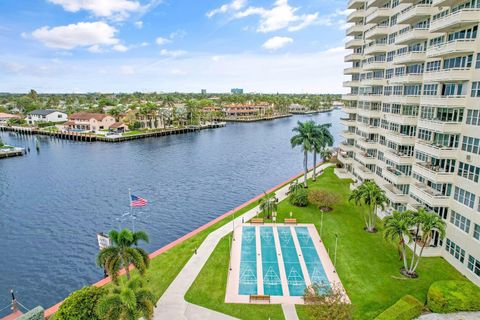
[
  {"left": 27, "top": 110, "right": 67, "bottom": 125},
  {"left": 222, "top": 102, "right": 273, "bottom": 118},
  {"left": 64, "top": 112, "right": 116, "bottom": 132},
  {"left": 289, "top": 104, "right": 308, "bottom": 113},
  {"left": 0, "top": 112, "right": 20, "bottom": 125}
]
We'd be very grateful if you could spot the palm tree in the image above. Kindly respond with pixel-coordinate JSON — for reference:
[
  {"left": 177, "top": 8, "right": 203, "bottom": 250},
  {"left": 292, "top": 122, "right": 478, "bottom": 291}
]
[
  {"left": 406, "top": 210, "right": 446, "bottom": 276},
  {"left": 97, "top": 229, "right": 150, "bottom": 282},
  {"left": 312, "top": 123, "right": 334, "bottom": 181},
  {"left": 259, "top": 192, "right": 278, "bottom": 219},
  {"left": 96, "top": 278, "right": 156, "bottom": 320},
  {"left": 384, "top": 211, "right": 412, "bottom": 269},
  {"left": 348, "top": 181, "right": 388, "bottom": 232},
  {"left": 291, "top": 121, "right": 317, "bottom": 188}
]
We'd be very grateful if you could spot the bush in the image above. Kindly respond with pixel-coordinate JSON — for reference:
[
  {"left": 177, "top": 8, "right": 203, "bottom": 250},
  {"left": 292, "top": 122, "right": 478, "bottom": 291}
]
[
  {"left": 289, "top": 188, "right": 308, "bottom": 207},
  {"left": 427, "top": 280, "right": 480, "bottom": 313},
  {"left": 129, "top": 121, "right": 141, "bottom": 130},
  {"left": 308, "top": 189, "right": 339, "bottom": 212},
  {"left": 56, "top": 286, "right": 107, "bottom": 320},
  {"left": 375, "top": 295, "right": 423, "bottom": 320},
  {"left": 303, "top": 284, "right": 353, "bottom": 320},
  {"left": 37, "top": 121, "right": 65, "bottom": 128}
]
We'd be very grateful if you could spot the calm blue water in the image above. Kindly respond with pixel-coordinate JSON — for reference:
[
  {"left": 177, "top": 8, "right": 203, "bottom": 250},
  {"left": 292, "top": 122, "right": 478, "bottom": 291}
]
[
  {"left": 0, "top": 111, "right": 342, "bottom": 313},
  {"left": 295, "top": 227, "right": 330, "bottom": 289},
  {"left": 260, "top": 227, "right": 283, "bottom": 296},
  {"left": 277, "top": 227, "right": 306, "bottom": 296},
  {"left": 239, "top": 226, "right": 257, "bottom": 295}
]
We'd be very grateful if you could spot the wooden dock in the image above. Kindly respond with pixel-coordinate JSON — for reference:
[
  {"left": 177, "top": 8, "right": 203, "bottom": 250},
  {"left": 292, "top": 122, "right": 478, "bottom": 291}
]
[
  {"left": 0, "top": 123, "right": 226, "bottom": 143},
  {"left": 215, "top": 114, "right": 292, "bottom": 122}
]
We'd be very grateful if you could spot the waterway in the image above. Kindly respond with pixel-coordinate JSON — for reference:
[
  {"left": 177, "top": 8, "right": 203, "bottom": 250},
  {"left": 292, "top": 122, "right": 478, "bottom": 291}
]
[{"left": 0, "top": 110, "right": 342, "bottom": 314}]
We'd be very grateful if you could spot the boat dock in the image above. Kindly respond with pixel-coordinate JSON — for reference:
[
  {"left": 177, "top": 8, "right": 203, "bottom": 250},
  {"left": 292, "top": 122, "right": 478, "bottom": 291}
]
[
  {"left": 0, "top": 148, "right": 25, "bottom": 159},
  {"left": 0, "top": 123, "right": 226, "bottom": 143},
  {"left": 216, "top": 114, "right": 292, "bottom": 122}
]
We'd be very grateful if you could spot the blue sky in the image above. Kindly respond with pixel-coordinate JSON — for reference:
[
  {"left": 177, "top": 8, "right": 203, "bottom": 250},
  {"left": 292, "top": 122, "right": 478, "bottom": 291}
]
[{"left": 0, "top": 0, "right": 349, "bottom": 93}]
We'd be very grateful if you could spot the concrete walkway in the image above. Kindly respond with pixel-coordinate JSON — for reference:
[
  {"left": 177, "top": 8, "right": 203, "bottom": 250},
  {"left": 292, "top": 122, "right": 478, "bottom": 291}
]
[
  {"left": 153, "top": 164, "right": 333, "bottom": 320},
  {"left": 416, "top": 312, "right": 480, "bottom": 320},
  {"left": 282, "top": 304, "right": 299, "bottom": 320}
]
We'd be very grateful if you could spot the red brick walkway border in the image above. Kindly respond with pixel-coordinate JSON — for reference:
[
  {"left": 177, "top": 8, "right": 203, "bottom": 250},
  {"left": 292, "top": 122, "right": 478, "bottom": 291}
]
[{"left": 44, "top": 164, "right": 325, "bottom": 318}]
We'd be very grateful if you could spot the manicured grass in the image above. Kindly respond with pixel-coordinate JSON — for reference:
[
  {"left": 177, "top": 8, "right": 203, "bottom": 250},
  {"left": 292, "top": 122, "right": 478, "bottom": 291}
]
[
  {"left": 186, "top": 167, "right": 466, "bottom": 320},
  {"left": 185, "top": 235, "right": 285, "bottom": 320}
]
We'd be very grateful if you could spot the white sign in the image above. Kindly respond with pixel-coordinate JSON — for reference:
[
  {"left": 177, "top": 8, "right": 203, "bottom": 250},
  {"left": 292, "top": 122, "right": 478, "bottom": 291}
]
[{"left": 97, "top": 233, "right": 110, "bottom": 250}]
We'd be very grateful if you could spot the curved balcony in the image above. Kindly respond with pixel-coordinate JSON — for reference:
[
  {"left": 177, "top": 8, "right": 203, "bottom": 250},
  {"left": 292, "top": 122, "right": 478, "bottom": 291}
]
[
  {"left": 397, "top": 4, "right": 436, "bottom": 25},
  {"left": 423, "top": 68, "right": 472, "bottom": 82},
  {"left": 415, "top": 140, "right": 458, "bottom": 159},
  {"left": 366, "top": 7, "right": 393, "bottom": 24},
  {"left": 344, "top": 66, "right": 362, "bottom": 74},
  {"left": 385, "top": 149, "right": 415, "bottom": 165},
  {"left": 341, "top": 130, "right": 356, "bottom": 139},
  {"left": 365, "top": 26, "right": 389, "bottom": 40},
  {"left": 409, "top": 183, "right": 451, "bottom": 207},
  {"left": 346, "top": 38, "right": 364, "bottom": 49},
  {"left": 355, "top": 164, "right": 375, "bottom": 180},
  {"left": 393, "top": 51, "right": 426, "bottom": 65},
  {"left": 389, "top": 73, "right": 423, "bottom": 84},
  {"left": 356, "top": 151, "right": 377, "bottom": 165},
  {"left": 360, "top": 78, "right": 385, "bottom": 86},
  {"left": 340, "top": 118, "right": 357, "bottom": 127},
  {"left": 383, "top": 166, "right": 411, "bottom": 184},
  {"left": 413, "top": 162, "right": 455, "bottom": 184},
  {"left": 364, "top": 43, "right": 389, "bottom": 55},
  {"left": 417, "top": 118, "right": 462, "bottom": 134},
  {"left": 384, "top": 95, "right": 421, "bottom": 105},
  {"left": 426, "top": 39, "right": 476, "bottom": 58},
  {"left": 338, "top": 152, "right": 354, "bottom": 164},
  {"left": 348, "top": 0, "right": 366, "bottom": 10},
  {"left": 420, "top": 95, "right": 466, "bottom": 108},
  {"left": 347, "top": 24, "right": 365, "bottom": 36},
  {"left": 345, "top": 53, "right": 363, "bottom": 62},
  {"left": 395, "top": 28, "right": 430, "bottom": 45},
  {"left": 343, "top": 80, "right": 361, "bottom": 87},
  {"left": 383, "top": 184, "right": 408, "bottom": 204},
  {"left": 348, "top": 10, "right": 366, "bottom": 23},
  {"left": 342, "top": 94, "right": 359, "bottom": 101},
  {"left": 384, "top": 131, "right": 416, "bottom": 145},
  {"left": 430, "top": 8, "right": 480, "bottom": 33},
  {"left": 363, "top": 61, "right": 387, "bottom": 71}
]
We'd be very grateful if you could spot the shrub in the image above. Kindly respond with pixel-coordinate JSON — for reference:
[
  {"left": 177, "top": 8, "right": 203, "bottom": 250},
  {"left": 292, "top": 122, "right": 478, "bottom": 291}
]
[
  {"left": 427, "top": 280, "right": 480, "bottom": 313},
  {"left": 375, "top": 295, "right": 423, "bottom": 320},
  {"left": 0, "top": 138, "right": 4, "bottom": 148},
  {"left": 129, "top": 121, "right": 141, "bottom": 130},
  {"left": 289, "top": 188, "right": 308, "bottom": 207},
  {"left": 308, "top": 189, "right": 339, "bottom": 212},
  {"left": 56, "top": 286, "right": 107, "bottom": 320},
  {"left": 303, "top": 284, "right": 352, "bottom": 320}
]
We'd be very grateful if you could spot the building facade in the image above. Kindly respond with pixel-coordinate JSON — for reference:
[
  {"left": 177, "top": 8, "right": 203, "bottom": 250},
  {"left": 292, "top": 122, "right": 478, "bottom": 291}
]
[
  {"left": 65, "top": 113, "right": 116, "bottom": 132},
  {"left": 27, "top": 110, "right": 68, "bottom": 125},
  {"left": 341, "top": 0, "right": 480, "bottom": 285}
]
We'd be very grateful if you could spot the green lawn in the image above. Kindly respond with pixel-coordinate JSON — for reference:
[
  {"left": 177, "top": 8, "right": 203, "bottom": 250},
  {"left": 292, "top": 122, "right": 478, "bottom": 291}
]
[
  {"left": 186, "top": 167, "right": 467, "bottom": 320},
  {"left": 185, "top": 235, "right": 285, "bottom": 320}
]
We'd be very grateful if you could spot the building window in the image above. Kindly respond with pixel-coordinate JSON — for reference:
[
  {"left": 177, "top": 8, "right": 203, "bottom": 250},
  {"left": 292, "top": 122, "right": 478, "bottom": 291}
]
[
  {"left": 450, "top": 210, "right": 471, "bottom": 233},
  {"left": 471, "top": 81, "right": 480, "bottom": 97},
  {"left": 468, "top": 255, "right": 480, "bottom": 277},
  {"left": 454, "top": 186, "right": 475, "bottom": 209},
  {"left": 458, "top": 162, "right": 480, "bottom": 183},
  {"left": 476, "top": 53, "right": 480, "bottom": 69},
  {"left": 445, "top": 239, "right": 465, "bottom": 263},
  {"left": 462, "top": 136, "right": 480, "bottom": 155},
  {"left": 474, "top": 224, "right": 480, "bottom": 241},
  {"left": 466, "top": 109, "right": 480, "bottom": 126},
  {"left": 423, "top": 84, "right": 438, "bottom": 96}
]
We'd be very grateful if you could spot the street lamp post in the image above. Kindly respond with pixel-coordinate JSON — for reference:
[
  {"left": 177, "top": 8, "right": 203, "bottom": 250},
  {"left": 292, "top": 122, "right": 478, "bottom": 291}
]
[
  {"left": 334, "top": 234, "right": 338, "bottom": 267},
  {"left": 320, "top": 209, "right": 324, "bottom": 237}
]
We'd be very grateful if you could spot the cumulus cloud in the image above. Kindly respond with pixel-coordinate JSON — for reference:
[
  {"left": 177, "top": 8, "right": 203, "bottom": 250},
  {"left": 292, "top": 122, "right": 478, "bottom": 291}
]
[
  {"left": 48, "top": 0, "right": 141, "bottom": 20},
  {"left": 160, "top": 49, "right": 187, "bottom": 58},
  {"left": 155, "top": 37, "right": 171, "bottom": 45},
  {"left": 206, "top": 0, "right": 247, "bottom": 18},
  {"left": 113, "top": 44, "right": 129, "bottom": 52},
  {"left": 30, "top": 22, "right": 120, "bottom": 50},
  {"left": 262, "top": 36, "right": 293, "bottom": 50},
  {"left": 134, "top": 21, "right": 144, "bottom": 29}
]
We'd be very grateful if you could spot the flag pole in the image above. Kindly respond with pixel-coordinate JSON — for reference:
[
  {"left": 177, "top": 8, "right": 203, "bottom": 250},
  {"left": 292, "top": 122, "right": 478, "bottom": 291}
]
[{"left": 128, "top": 188, "right": 134, "bottom": 231}]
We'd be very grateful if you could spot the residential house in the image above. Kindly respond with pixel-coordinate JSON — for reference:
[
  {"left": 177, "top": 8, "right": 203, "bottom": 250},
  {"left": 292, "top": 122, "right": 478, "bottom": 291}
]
[
  {"left": 64, "top": 112, "right": 116, "bottom": 132},
  {"left": 27, "top": 110, "right": 67, "bottom": 125},
  {"left": 0, "top": 112, "right": 20, "bottom": 125}
]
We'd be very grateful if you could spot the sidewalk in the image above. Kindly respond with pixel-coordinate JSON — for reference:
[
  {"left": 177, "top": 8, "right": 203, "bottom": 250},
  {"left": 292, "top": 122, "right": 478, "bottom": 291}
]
[{"left": 153, "top": 164, "right": 333, "bottom": 320}]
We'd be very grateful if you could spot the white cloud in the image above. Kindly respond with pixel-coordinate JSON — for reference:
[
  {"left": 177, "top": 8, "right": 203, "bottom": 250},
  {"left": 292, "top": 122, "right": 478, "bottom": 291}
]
[
  {"left": 262, "top": 36, "right": 293, "bottom": 50},
  {"left": 160, "top": 49, "right": 187, "bottom": 58},
  {"left": 169, "top": 69, "right": 187, "bottom": 76},
  {"left": 30, "top": 22, "right": 120, "bottom": 50},
  {"left": 113, "top": 44, "right": 129, "bottom": 52},
  {"left": 207, "top": 0, "right": 247, "bottom": 18},
  {"left": 140, "top": 42, "right": 149, "bottom": 47},
  {"left": 48, "top": 0, "right": 141, "bottom": 20},
  {"left": 155, "top": 37, "right": 171, "bottom": 45},
  {"left": 134, "top": 21, "right": 143, "bottom": 29},
  {"left": 87, "top": 45, "right": 106, "bottom": 53},
  {"left": 169, "top": 29, "right": 187, "bottom": 39}
]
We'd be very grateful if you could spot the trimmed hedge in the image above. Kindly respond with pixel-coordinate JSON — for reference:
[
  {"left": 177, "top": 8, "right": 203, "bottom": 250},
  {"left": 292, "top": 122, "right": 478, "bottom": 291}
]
[
  {"left": 289, "top": 189, "right": 309, "bottom": 207},
  {"left": 375, "top": 295, "right": 423, "bottom": 320},
  {"left": 427, "top": 280, "right": 480, "bottom": 313}
]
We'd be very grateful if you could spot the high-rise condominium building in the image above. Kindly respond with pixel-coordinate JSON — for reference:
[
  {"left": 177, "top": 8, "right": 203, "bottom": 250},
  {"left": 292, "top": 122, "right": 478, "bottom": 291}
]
[{"left": 340, "top": 0, "right": 480, "bottom": 285}]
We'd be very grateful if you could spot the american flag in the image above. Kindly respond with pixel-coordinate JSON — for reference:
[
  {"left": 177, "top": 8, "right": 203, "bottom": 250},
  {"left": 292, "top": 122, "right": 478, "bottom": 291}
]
[{"left": 130, "top": 194, "right": 148, "bottom": 207}]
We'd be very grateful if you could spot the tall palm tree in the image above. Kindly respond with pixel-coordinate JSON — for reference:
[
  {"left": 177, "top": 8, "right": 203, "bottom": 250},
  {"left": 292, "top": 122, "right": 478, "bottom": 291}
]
[
  {"left": 406, "top": 210, "right": 446, "bottom": 276},
  {"left": 348, "top": 181, "right": 388, "bottom": 232},
  {"left": 258, "top": 192, "right": 278, "bottom": 219},
  {"left": 312, "top": 123, "right": 334, "bottom": 181},
  {"left": 97, "top": 229, "right": 150, "bottom": 282},
  {"left": 96, "top": 278, "right": 156, "bottom": 320},
  {"left": 384, "top": 211, "right": 413, "bottom": 269},
  {"left": 291, "top": 121, "right": 317, "bottom": 188}
]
